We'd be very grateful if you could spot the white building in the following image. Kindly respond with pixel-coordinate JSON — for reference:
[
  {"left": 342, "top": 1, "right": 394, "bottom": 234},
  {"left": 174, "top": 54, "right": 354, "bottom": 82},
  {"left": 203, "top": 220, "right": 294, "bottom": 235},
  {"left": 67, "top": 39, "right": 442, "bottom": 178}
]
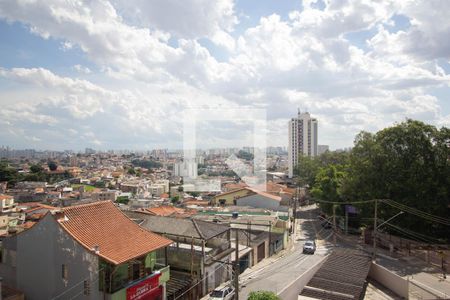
[
  {"left": 174, "top": 160, "right": 198, "bottom": 178},
  {"left": 0, "top": 194, "right": 15, "bottom": 213},
  {"left": 288, "top": 111, "right": 318, "bottom": 178}
]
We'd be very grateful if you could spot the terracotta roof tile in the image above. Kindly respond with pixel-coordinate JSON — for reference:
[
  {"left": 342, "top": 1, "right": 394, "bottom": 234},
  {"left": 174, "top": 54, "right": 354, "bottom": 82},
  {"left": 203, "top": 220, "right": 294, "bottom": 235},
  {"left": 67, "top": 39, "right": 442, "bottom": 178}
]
[
  {"left": 0, "top": 194, "right": 13, "bottom": 200},
  {"left": 58, "top": 201, "right": 172, "bottom": 265},
  {"left": 146, "top": 205, "right": 184, "bottom": 217}
]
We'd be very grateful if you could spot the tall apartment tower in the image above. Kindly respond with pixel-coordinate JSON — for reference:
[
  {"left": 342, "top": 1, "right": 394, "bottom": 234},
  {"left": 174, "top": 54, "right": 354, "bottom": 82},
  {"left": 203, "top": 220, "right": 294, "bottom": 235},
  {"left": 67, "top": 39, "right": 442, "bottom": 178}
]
[{"left": 288, "top": 110, "right": 318, "bottom": 178}]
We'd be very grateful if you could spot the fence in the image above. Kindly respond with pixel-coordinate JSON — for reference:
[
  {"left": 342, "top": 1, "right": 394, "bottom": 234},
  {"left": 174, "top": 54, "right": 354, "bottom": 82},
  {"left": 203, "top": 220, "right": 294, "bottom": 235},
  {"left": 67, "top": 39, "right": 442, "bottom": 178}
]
[{"left": 365, "top": 230, "right": 449, "bottom": 270}]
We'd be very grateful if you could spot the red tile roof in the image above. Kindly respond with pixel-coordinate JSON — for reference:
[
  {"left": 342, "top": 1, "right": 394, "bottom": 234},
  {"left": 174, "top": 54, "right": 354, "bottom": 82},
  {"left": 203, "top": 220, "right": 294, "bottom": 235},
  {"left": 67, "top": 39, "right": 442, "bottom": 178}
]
[
  {"left": 58, "top": 201, "right": 172, "bottom": 265},
  {"left": 146, "top": 205, "right": 185, "bottom": 217},
  {"left": 0, "top": 194, "right": 13, "bottom": 200}
]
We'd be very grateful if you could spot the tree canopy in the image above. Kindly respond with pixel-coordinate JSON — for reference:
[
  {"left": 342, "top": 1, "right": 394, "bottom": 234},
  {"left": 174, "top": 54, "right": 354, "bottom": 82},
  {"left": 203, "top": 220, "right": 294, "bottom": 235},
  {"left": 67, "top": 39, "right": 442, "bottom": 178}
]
[
  {"left": 297, "top": 119, "right": 450, "bottom": 242},
  {"left": 48, "top": 161, "right": 58, "bottom": 171},
  {"left": 247, "top": 291, "right": 281, "bottom": 300}
]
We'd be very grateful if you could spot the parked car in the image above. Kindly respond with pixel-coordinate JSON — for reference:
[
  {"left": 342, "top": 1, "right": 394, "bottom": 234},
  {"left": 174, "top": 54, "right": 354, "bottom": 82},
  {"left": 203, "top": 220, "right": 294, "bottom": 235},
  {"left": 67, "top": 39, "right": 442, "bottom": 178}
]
[
  {"left": 303, "top": 240, "right": 316, "bottom": 254},
  {"left": 209, "top": 286, "right": 235, "bottom": 300}
]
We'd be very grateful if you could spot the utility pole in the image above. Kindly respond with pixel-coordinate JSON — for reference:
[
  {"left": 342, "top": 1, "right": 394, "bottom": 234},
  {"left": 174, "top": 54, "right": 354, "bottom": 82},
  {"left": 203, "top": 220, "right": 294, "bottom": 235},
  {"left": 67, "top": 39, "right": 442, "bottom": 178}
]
[
  {"left": 234, "top": 228, "right": 239, "bottom": 300},
  {"left": 372, "top": 199, "right": 378, "bottom": 260},
  {"left": 332, "top": 205, "right": 337, "bottom": 246},
  {"left": 345, "top": 208, "right": 348, "bottom": 235}
]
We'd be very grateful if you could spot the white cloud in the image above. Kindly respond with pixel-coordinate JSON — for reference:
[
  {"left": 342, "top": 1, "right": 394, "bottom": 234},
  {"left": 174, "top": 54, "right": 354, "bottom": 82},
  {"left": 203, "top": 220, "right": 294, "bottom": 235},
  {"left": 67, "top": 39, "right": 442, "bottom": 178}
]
[
  {"left": 111, "top": 0, "right": 238, "bottom": 45},
  {"left": 0, "top": 0, "right": 449, "bottom": 150},
  {"left": 73, "top": 64, "right": 91, "bottom": 74}
]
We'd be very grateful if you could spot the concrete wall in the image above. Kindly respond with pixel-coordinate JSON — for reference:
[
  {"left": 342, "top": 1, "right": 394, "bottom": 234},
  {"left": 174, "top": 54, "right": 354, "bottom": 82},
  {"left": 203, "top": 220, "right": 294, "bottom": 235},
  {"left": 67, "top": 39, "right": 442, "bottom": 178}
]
[
  {"left": 368, "top": 262, "right": 409, "bottom": 299},
  {"left": 0, "top": 235, "right": 18, "bottom": 288},
  {"left": 277, "top": 256, "right": 327, "bottom": 300},
  {"left": 6, "top": 214, "right": 101, "bottom": 300}
]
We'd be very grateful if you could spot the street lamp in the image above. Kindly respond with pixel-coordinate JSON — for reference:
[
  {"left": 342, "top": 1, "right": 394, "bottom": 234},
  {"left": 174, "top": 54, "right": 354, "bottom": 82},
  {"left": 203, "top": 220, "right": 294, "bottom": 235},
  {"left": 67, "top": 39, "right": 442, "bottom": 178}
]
[{"left": 373, "top": 211, "right": 404, "bottom": 260}]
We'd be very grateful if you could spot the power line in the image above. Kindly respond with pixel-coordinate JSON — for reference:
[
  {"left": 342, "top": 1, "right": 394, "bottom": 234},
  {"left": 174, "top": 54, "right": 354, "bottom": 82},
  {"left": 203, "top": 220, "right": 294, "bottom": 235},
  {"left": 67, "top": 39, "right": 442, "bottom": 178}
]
[
  {"left": 313, "top": 199, "right": 376, "bottom": 205},
  {"left": 382, "top": 222, "right": 442, "bottom": 244},
  {"left": 382, "top": 199, "right": 449, "bottom": 223},
  {"left": 381, "top": 199, "right": 450, "bottom": 226}
]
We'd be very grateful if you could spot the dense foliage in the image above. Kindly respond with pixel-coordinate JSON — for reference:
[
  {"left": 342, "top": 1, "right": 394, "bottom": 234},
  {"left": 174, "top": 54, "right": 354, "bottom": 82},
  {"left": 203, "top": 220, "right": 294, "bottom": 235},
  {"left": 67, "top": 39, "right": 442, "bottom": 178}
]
[
  {"left": 237, "top": 150, "right": 254, "bottom": 161},
  {"left": 247, "top": 291, "right": 281, "bottom": 300},
  {"left": 0, "top": 162, "right": 72, "bottom": 186},
  {"left": 48, "top": 161, "right": 58, "bottom": 171},
  {"left": 297, "top": 120, "right": 450, "bottom": 242},
  {"left": 131, "top": 159, "right": 162, "bottom": 169}
]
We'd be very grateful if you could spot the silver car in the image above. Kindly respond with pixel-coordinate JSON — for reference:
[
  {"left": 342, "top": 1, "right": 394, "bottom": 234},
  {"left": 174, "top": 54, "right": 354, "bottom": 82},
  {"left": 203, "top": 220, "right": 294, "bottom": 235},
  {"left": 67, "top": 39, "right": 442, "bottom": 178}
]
[
  {"left": 209, "top": 286, "right": 235, "bottom": 300},
  {"left": 303, "top": 240, "right": 316, "bottom": 254}
]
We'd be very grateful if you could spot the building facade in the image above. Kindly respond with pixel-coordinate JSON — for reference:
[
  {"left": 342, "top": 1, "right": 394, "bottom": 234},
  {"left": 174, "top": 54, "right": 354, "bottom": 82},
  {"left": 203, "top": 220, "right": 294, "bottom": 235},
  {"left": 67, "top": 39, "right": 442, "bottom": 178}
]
[
  {"left": 288, "top": 111, "right": 318, "bottom": 178},
  {"left": 0, "top": 201, "right": 172, "bottom": 300}
]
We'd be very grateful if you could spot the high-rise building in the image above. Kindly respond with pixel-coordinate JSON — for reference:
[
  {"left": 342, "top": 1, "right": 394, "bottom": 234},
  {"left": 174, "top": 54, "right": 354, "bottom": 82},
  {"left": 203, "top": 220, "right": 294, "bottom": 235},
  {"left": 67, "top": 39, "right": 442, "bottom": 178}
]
[{"left": 288, "top": 110, "right": 318, "bottom": 178}]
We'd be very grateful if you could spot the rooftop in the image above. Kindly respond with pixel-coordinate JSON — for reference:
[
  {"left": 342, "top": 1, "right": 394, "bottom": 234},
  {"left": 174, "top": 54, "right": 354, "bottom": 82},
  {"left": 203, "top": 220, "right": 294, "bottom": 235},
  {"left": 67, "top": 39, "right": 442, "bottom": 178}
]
[
  {"left": 57, "top": 201, "right": 172, "bottom": 265},
  {"left": 125, "top": 211, "right": 230, "bottom": 240},
  {"left": 0, "top": 194, "right": 13, "bottom": 200}
]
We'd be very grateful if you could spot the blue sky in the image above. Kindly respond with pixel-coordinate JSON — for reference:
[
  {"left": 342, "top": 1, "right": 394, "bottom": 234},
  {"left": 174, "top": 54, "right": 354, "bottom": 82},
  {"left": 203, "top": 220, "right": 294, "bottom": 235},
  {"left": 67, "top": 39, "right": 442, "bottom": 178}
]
[{"left": 0, "top": 0, "right": 449, "bottom": 150}]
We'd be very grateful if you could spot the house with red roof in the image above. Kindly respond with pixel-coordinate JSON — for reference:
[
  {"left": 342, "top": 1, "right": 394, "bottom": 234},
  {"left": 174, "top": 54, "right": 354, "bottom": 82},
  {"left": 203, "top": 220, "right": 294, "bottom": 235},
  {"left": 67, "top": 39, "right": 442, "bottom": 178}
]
[{"left": 0, "top": 201, "right": 172, "bottom": 300}]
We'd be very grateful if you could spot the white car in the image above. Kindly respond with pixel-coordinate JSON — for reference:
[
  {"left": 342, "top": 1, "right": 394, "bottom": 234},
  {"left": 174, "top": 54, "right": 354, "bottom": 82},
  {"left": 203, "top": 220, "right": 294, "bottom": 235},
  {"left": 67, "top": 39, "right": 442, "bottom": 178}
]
[
  {"left": 303, "top": 240, "right": 316, "bottom": 254},
  {"left": 209, "top": 286, "right": 235, "bottom": 300}
]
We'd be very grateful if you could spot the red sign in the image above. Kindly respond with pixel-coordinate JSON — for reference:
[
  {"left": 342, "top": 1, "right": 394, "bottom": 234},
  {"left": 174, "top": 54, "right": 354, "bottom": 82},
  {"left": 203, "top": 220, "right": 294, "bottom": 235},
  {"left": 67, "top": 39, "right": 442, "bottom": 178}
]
[{"left": 126, "top": 273, "right": 161, "bottom": 300}]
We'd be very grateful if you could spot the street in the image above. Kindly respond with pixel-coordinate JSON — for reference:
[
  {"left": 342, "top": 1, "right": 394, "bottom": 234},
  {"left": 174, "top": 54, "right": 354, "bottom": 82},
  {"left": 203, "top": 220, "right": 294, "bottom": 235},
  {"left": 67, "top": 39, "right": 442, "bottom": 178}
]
[{"left": 238, "top": 205, "right": 332, "bottom": 298}]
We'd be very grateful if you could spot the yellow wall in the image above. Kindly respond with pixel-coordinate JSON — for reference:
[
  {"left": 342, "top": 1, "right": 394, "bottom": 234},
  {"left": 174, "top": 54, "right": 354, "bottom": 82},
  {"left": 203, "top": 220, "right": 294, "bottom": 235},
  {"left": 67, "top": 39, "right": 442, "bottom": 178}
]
[{"left": 212, "top": 189, "right": 252, "bottom": 206}]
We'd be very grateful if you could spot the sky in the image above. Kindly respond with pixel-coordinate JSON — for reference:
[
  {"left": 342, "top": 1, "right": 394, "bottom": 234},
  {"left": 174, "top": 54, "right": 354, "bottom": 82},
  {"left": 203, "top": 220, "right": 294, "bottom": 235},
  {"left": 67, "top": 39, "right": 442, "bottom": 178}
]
[{"left": 0, "top": 0, "right": 449, "bottom": 151}]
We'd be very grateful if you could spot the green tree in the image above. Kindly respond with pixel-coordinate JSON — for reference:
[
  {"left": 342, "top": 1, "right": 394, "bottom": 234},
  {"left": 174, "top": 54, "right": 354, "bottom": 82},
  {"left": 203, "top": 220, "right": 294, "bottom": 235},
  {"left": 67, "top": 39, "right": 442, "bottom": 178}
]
[
  {"left": 247, "top": 291, "right": 281, "bottom": 300},
  {"left": 48, "top": 161, "right": 58, "bottom": 171},
  {"left": 311, "top": 165, "right": 347, "bottom": 215},
  {"left": 295, "top": 155, "right": 320, "bottom": 187},
  {"left": 189, "top": 191, "right": 200, "bottom": 198},
  {"left": 171, "top": 196, "right": 180, "bottom": 204},
  {"left": 237, "top": 150, "right": 254, "bottom": 161},
  {"left": 344, "top": 120, "right": 450, "bottom": 240},
  {"left": 30, "top": 164, "right": 43, "bottom": 174},
  {"left": 127, "top": 167, "right": 136, "bottom": 175}
]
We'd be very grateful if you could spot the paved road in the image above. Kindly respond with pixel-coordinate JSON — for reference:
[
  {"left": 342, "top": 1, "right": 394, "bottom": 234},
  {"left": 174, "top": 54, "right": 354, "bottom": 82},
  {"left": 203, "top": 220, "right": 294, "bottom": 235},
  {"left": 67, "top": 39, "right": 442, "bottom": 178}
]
[{"left": 238, "top": 205, "right": 330, "bottom": 298}]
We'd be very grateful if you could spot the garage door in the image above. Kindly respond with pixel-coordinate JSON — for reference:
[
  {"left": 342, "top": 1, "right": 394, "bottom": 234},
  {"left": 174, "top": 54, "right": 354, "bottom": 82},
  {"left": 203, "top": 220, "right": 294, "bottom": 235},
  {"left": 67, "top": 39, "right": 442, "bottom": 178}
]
[{"left": 257, "top": 242, "right": 265, "bottom": 263}]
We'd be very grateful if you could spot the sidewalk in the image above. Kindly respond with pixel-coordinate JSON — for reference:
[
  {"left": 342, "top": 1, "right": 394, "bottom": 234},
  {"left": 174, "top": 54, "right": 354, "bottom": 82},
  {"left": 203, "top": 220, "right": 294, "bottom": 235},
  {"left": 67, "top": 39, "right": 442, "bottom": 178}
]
[{"left": 366, "top": 244, "right": 450, "bottom": 299}]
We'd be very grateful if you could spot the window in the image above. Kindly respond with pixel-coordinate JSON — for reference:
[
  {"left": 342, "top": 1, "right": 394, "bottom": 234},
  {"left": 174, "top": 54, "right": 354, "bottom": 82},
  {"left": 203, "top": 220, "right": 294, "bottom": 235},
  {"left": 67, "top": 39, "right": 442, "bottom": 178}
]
[{"left": 62, "top": 264, "right": 68, "bottom": 280}]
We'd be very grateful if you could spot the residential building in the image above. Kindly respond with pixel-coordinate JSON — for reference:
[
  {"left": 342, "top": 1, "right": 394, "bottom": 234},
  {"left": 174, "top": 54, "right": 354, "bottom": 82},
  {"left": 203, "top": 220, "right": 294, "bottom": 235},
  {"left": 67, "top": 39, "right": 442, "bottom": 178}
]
[
  {"left": 91, "top": 189, "right": 118, "bottom": 202},
  {"left": 211, "top": 188, "right": 253, "bottom": 206},
  {"left": 235, "top": 188, "right": 287, "bottom": 212},
  {"left": 0, "top": 194, "right": 16, "bottom": 214},
  {"left": 173, "top": 160, "right": 197, "bottom": 178},
  {"left": 0, "top": 201, "right": 172, "bottom": 300},
  {"left": 212, "top": 187, "right": 289, "bottom": 212},
  {"left": 126, "top": 212, "right": 233, "bottom": 298},
  {"left": 145, "top": 205, "right": 192, "bottom": 218},
  {"left": 288, "top": 110, "right": 318, "bottom": 178}
]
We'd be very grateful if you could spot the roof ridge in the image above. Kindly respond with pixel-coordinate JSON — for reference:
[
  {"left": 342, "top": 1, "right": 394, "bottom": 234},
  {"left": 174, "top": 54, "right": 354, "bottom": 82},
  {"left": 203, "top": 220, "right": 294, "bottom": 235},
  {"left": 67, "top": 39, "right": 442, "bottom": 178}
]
[
  {"left": 191, "top": 219, "right": 205, "bottom": 240},
  {"left": 62, "top": 200, "right": 111, "bottom": 211}
]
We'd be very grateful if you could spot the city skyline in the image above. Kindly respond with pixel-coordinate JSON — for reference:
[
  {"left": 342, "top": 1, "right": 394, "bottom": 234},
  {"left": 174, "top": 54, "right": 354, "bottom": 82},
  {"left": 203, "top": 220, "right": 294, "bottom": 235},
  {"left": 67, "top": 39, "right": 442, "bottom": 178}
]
[{"left": 1, "top": 1, "right": 450, "bottom": 150}]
